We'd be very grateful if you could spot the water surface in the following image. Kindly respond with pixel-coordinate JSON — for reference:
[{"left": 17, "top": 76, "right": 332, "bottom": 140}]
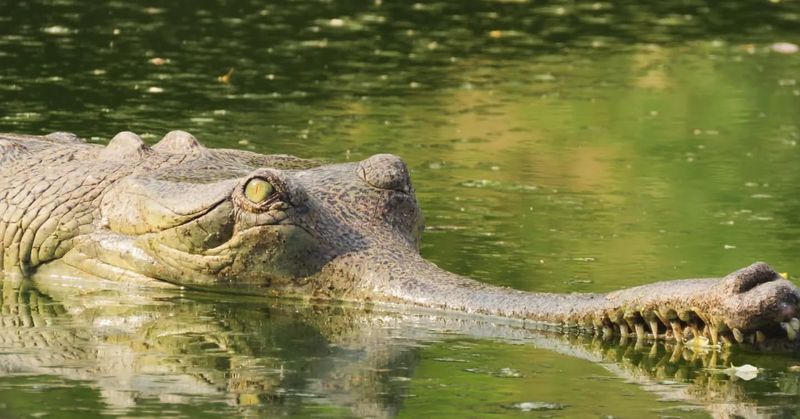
[{"left": 2, "top": 0, "right": 800, "bottom": 417}]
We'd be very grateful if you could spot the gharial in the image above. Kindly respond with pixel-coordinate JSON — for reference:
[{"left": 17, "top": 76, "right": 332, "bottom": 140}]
[{"left": 1, "top": 130, "right": 799, "bottom": 345}]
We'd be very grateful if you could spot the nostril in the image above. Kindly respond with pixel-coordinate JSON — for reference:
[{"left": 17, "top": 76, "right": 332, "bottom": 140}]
[
  {"left": 357, "top": 154, "right": 412, "bottom": 192},
  {"left": 720, "top": 262, "right": 781, "bottom": 295}
]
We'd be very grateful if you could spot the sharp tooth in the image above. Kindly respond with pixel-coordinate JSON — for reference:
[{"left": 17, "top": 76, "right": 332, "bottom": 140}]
[
  {"left": 620, "top": 323, "right": 630, "bottom": 337},
  {"left": 635, "top": 323, "right": 646, "bottom": 341},
  {"left": 649, "top": 320, "right": 659, "bottom": 337},
  {"left": 670, "top": 321, "right": 684, "bottom": 341},
  {"left": 756, "top": 330, "right": 766, "bottom": 344},
  {"left": 733, "top": 328, "right": 744, "bottom": 343},
  {"left": 782, "top": 322, "right": 798, "bottom": 340}
]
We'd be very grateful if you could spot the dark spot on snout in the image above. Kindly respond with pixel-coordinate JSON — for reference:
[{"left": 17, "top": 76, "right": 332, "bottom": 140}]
[{"left": 357, "top": 154, "right": 412, "bottom": 193}]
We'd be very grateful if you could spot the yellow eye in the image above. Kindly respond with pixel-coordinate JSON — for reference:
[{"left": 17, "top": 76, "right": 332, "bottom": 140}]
[{"left": 244, "top": 178, "right": 274, "bottom": 203}]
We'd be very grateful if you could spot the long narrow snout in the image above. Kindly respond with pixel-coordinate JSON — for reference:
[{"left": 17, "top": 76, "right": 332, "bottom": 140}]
[{"left": 319, "top": 249, "right": 800, "bottom": 344}]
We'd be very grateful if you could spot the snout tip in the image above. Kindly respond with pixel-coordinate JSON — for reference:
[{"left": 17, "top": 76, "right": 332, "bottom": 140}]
[{"left": 357, "top": 154, "right": 412, "bottom": 193}]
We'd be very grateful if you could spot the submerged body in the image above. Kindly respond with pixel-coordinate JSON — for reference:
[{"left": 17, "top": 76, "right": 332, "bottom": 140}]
[{"left": 1, "top": 130, "right": 798, "bottom": 344}]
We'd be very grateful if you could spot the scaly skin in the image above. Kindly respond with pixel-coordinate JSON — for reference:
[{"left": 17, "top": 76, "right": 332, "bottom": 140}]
[{"left": 1, "top": 130, "right": 799, "bottom": 344}]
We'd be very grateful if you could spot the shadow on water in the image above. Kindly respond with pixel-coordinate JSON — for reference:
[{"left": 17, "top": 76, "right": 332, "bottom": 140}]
[{"left": 1, "top": 275, "right": 800, "bottom": 418}]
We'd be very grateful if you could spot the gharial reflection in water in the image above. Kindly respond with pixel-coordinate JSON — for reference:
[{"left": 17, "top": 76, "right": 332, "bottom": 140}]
[{"left": 2, "top": 276, "right": 800, "bottom": 418}]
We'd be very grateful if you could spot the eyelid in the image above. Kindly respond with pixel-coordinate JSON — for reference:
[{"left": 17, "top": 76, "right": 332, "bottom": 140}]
[{"left": 235, "top": 172, "right": 290, "bottom": 212}]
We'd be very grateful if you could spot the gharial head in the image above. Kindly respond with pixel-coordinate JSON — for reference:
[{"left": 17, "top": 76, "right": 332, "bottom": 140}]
[
  {"left": 51, "top": 130, "right": 800, "bottom": 342},
  {"left": 75, "top": 130, "right": 426, "bottom": 295}
]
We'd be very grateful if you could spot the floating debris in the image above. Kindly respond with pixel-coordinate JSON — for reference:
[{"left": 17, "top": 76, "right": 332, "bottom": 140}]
[
  {"left": 147, "top": 86, "right": 164, "bottom": 93},
  {"left": 724, "top": 364, "right": 759, "bottom": 381},
  {"left": 489, "top": 30, "right": 503, "bottom": 39},
  {"left": 149, "top": 57, "right": 168, "bottom": 66},
  {"left": 42, "top": 25, "right": 72, "bottom": 35},
  {"left": 218, "top": 68, "right": 235, "bottom": 84},
  {"left": 771, "top": 42, "right": 799, "bottom": 54},
  {"left": 494, "top": 367, "right": 523, "bottom": 378},
  {"left": 506, "top": 402, "right": 567, "bottom": 412}
]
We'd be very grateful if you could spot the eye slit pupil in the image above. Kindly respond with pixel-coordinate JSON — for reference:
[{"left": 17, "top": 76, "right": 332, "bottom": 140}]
[{"left": 244, "top": 178, "right": 274, "bottom": 203}]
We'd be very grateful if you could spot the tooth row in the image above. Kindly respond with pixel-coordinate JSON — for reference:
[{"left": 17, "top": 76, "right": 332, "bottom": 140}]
[{"left": 572, "top": 307, "right": 800, "bottom": 345}]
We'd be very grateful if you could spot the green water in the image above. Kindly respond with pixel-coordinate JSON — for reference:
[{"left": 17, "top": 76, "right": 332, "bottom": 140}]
[{"left": 2, "top": 0, "right": 800, "bottom": 417}]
